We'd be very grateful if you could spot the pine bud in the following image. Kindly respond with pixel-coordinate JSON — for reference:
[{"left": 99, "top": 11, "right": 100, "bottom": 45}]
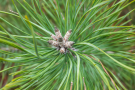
[
  {"left": 64, "top": 29, "right": 72, "bottom": 41},
  {"left": 65, "top": 41, "right": 74, "bottom": 48},
  {"left": 48, "top": 40, "right": 59, "bottom": 47},
  {"left": 51, "top": 34, "right": 58, "bottom": 41},
  {"left": 54, "top": 27, "right": 62, "bottom": 38},
  {"left": 60, "top": 47, "right": 65, "bottom": 53}
]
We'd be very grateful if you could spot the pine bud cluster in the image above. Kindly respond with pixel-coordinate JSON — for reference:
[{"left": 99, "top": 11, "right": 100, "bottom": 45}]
[{"left": 48, "top": 27, "right": 74, "bottom": 53}]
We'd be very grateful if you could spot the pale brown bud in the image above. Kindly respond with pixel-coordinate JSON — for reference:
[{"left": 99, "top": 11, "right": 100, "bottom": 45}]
[
  {"left": 48, "top": 40, "right": 53, "bottom": 44},
  {"left": 60, "top": 47, "right": 65, "bottom": 53},
  {"left": 64, "top": 29, "right": 72, "bottom": 41},
  {"left": 54, "top": 27, "right": 62, "bottom": 38},
  {"left": 70, "top": 41, "right": 75, "bottom": 46},
  {"left": 54, "top": 26, "right": 59, "bottom": 32},
  {"left": 65, "top": 41, "right": 74, "bottom": 48},
  {"left": 51, "top": 34, "right": 58, "bottom": 41},
  {"left": 48, "top": 40, "right": 59, "bottom": 47}
]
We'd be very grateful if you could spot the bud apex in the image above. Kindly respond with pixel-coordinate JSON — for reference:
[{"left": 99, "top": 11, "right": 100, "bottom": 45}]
[
  {"left": 54, "top": 27, "right": 62, "bottom": 38},
  {"left": 51, "top": 34, "right": 57, "bottom": 41},
  {"left": 48, "top": 40, "right": 53, "bottom": 44},
  {"left": 54, "top": 26, "right": 59, "bottom": 32},
  {"left": 64, "top": 29, "right": 72, "bottom": 41},
  {"left": 48, "top": 40, "right": 58, "bottom": 47},
  {"left": 60, "top": 47, "right": 65, "bottom": 53},
  {"left": 65, "top": 41, "right": 74, "bottom": 48},
  {"left": 68, "top": 29, "right": 72, "bottom": 33}
]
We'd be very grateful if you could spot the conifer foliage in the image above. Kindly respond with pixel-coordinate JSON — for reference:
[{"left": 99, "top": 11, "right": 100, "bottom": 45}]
[{"left": 0, "top": 0, "right": 135, "bottom": 90}]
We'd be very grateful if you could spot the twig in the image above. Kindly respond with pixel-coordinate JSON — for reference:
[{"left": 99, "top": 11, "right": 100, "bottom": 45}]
[
  {"left": 53, "top": 0, "right": 58, "bottom": 8},
  {"left": 90, "top": 56, "right": 117, "bottom": 90},
  {"left": 70, "top": 82, "right": 73, "bottom": 90},
  {"left": 83, "top": 77, "right": 86, "bottom": 90},
  {"left": 9, "top": 10, "right": 18, "bottom": 15},
  {"left": 99, "top": 60, "right": 117, "bottom": 90}
]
